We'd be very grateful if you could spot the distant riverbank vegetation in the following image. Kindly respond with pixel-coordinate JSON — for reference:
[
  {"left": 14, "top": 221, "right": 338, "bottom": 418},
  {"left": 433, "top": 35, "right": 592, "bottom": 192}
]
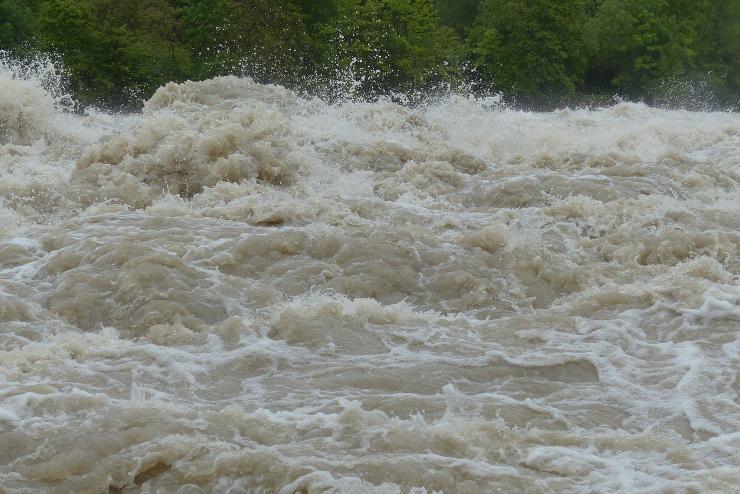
[{"left": 1, "top": 0, "right": 738, "bottom": 109}]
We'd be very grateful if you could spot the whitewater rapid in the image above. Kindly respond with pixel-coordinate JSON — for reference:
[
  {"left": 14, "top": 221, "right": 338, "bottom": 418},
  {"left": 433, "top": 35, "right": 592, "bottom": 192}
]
[{"left": 1, "top": 64, "right": 739, "bottom": 493}]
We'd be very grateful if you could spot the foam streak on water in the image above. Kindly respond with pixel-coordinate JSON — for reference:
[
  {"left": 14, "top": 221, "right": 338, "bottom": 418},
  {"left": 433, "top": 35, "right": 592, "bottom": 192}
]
[{"left": 0, "top": 68, "right": 739, "bottom": 493}]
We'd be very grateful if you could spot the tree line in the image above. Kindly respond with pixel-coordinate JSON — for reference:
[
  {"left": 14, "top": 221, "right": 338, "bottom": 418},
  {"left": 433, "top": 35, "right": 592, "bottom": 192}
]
[{"left": 1, "top": 0, "right": 738, "bottom": 109}]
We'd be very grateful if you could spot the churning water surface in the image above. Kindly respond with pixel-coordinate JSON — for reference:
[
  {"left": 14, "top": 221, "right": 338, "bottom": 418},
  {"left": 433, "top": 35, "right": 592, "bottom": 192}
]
[{"left": 0, "top": 63, "right": 739, "bottom": 493}]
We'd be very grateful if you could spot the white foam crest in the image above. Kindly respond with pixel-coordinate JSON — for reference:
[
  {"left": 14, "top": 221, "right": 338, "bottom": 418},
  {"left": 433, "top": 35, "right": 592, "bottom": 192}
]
[{"left": 0, "top": 52, "right": 77, "bottom": 145}]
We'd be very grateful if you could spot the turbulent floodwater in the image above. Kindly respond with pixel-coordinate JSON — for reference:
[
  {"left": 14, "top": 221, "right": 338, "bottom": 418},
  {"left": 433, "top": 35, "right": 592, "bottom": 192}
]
[{"left": 1, "top": 63, "right": 739, "bottom": 494}]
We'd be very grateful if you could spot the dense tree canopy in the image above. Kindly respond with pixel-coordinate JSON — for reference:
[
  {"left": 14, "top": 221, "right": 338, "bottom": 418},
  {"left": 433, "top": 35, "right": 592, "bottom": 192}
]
[
  {"left": 177, "top": 0, "right": 312, "bottom": 85},
  {"left": 435, "top": 0, "right": 479, "bottom": 35},
  {"left": 0, "top": 0, "right": 736, "bottom": 108},
  {"left": 0, "top": 0, "right": 38, "bottom": 50},
  {"left": 468, "top": 0, "right": 588, "bottom": 98},
  {"left": 319, "top": 0, "right": 462, "bottom": 97}
]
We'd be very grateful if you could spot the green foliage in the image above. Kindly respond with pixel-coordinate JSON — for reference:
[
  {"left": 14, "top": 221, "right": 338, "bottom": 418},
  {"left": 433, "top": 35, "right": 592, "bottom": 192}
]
[
  {"left": 0, "top": 0, "right": 39, "bottom": 51},
  {"left": 37, "top": 0, "right": 122, "bottom": 102},
  {"left": 3, "top": 0, "right": 736, "bottom": 108},
  {"left": 583, "top": 0, "right": 739, "bottom": 103},
  {"left": 435, "top": 0, "right": 479, "bottom": 35},
  {"left": 587, "top": 0, "right": 697, "bottom": 92},
  {"left": 291, "top": 0, "right": 340, "bottom": 28},
  {"left": 320, "top": 0, "right": 463, "bottom": 97},
  {"left": 468, "top": 0, "right": 589, "bottom": 98},
  {"left": 714, "top": 0, "right": 740, "bottom": 101},
  {"left": 177, "top": 0, "right": 312, "bottom": 85},
  {"left": 98, "top": 0, "right": 192, "bottom": 99},
  {"left": 36, "top": 0, "right": 191, "bottom": 105},
  {"left": 434, "top": 0, "right": 479, "bottom": 35},
  {"left": 175, "top": 0, "right": 241, "bottom": 77}
]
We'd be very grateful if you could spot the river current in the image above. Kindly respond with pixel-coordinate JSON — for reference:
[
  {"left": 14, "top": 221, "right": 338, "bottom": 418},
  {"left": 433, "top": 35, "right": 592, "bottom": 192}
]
[{"left": 1, "top": 62, "right": 739, "bottom": 493}]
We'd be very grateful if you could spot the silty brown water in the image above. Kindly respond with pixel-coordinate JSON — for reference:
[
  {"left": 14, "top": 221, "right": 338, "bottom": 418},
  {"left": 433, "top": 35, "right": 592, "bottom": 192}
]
[{"left": 1, "top": 65, "right": 739, "bottom": 493}]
